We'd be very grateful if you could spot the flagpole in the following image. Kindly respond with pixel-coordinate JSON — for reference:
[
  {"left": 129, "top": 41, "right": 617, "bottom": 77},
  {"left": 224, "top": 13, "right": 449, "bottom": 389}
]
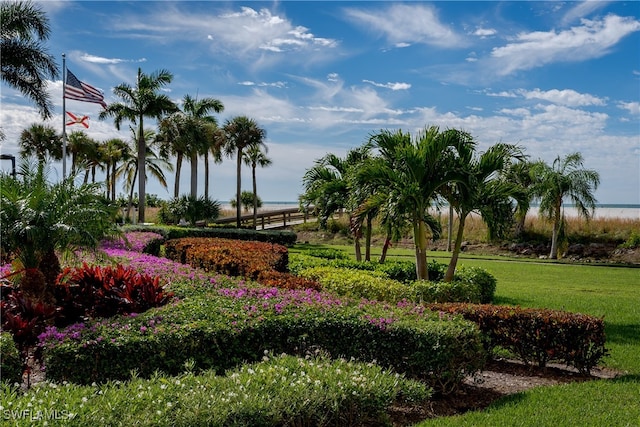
[{"left": 61, "top": 53, "right": 67, "bottom": 179}]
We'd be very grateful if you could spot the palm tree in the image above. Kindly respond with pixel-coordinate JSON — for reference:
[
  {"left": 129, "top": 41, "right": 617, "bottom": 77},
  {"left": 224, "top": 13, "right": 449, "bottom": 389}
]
[
  {"left": 99, "top": 68, "right": 178, "bottom": 223},
  {"left": 182, "top": 94, "right": 224, "bottom": 198},
  {"left": 243, "top": 142, "right": 272, "bottom": 227},
  {"left": 66, "top": 130, "right": 94, "bottom": 175},
  {"left": 1, "top": 0, "right": 58, "bottom": 119},
  {"left": 222, "top": 116, "right": 266, "bottom": 227},
  {"left": 100, "top": 138, "right": 129, "bottom": 201},
  {"left": 158, "top": 113, "right": 190, "bottom": 198},
  {"left": 115, "top": 128, "right": 172, "bottom": 221},
  {"left": 357, "top": 127, "right": 473, "bottom": 280},
  {"left": 18, "top": 124, "right": 62, "bottom": 164},
  {"left": 440, "top": 142, "right": 522, "bottom": 282},
  {"left": 0, "top": 160, "right": 117, "bottom": 303},
  {"left": 503, "top": 159, "right": 540, "bottom": 239},
  {"left": 203, "top": 125, "right": 225, "bottom": 199},
  {"left": 532, "top": 152, "right": 600, "bottom": 259}
]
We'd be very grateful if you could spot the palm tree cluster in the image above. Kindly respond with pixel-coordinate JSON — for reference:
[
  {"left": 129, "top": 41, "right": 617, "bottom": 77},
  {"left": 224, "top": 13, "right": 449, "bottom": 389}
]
[
  {"left": 3, "top": 2, "right": 272, "bottom": 226},
  {"left": 301, "top": 126, "right": 600, "bottom": 279}
]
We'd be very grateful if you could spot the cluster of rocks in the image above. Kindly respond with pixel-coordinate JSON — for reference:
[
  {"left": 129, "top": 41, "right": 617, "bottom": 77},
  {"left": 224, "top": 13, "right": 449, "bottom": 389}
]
[{"left": 504, "top": 242, "right": 617, "bottom": 261}]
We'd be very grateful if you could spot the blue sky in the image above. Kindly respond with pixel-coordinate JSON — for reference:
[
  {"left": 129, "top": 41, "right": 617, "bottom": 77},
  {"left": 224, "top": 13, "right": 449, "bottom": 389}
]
[{"left": 1, "top": 1, "right": 639, "bottom": 204}]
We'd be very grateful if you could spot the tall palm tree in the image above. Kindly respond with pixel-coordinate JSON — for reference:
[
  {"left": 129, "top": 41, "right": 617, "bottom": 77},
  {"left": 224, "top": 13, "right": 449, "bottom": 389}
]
[
  {"left": 1, "top": 0, "right": 58, "bottom": 119},
  {"left": 357, "top": 127, "right": 472, "bottom": 280},
  {"left": 532, "top": 152, "right": 600, "bottom": 259},
  {"left": 99, "top": 68, "right": 178, "bottom": 223},
  {"left": 222, "top": 116, "right": 266, "bottom": 227},
  {"left": 18, "top": 123, "right": 61, "bottom": 163},
  {"left": 440, "top": 142, "right": 522, "bottom": 282},
  {"left": 66, "top": 130, "right": 94, "bottom": 175},
  {"left": 182, "top": 94, "right": 224, "bottom": 198},
  {"left": 243, "top": 142, "right": 272, "bottom": 227},
  {"left": 115, "top": 128, "right": 172, "bottom": 221}
]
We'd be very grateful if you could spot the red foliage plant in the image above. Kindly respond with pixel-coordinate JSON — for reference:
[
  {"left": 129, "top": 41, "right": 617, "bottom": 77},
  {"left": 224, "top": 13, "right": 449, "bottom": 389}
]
[{"left": 55, "top": 263, "right": 174, "bottom": 320}]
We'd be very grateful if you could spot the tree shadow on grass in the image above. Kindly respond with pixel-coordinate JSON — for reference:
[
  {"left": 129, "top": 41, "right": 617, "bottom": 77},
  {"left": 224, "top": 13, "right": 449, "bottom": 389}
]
[
  {"left": 605, "top": 322, "right": 640, "bottom": 346},
  {"left": 492, "top": 295, "right": 531, "bottom": 306}
]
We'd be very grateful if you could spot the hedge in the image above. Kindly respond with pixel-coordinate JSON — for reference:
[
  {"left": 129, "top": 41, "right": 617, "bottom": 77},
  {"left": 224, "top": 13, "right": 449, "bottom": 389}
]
[
  {"left": 427, "top": 303, "right": 608, "bottom": 373},
  {"left": 40, "top": 286, "right": 485, "bottom": 393},
  {"left": 0, "top": 354, "right": 431, "bottom": 426},
  {"left": 164, "top": 237, "right": 289, "bottom": 279},
  {"left": 122, "top": 225, "right": 297, "bottom": 247}
]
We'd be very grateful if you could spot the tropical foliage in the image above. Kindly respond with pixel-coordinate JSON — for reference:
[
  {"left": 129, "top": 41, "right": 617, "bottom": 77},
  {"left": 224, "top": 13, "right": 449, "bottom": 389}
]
[
  {"left": 0, "top": 162, "right": 118, "bottom": 302},
  {"left": 0, "top": 0, "right": 58, "bottom": 119},
  {"left": 532, "top": 152, "right": 600, "bottom": 259}
]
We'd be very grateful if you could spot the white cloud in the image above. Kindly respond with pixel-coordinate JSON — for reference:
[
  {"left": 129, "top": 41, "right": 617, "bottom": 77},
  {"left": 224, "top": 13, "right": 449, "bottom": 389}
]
[
  {"left": 618, "top": 101, "right": 640, "bottom": 115},
  {"left": 561, "top": 0, "right": 612, "bottom": 25},
  {"left": 473, "top": 28, "right": 497, "bottom": 38},
  {"left": 362, "top": 80, "right": 411, "bottom": 91},
  {"left": 344, "top": 3, "right": 466, "bottom": 48},
  {"left": 490, "top": 15, "right": 640, "bottom": 75},
  {"left": 518, "top": 88, "right": 606, "bottom": 107},
  {"left": 111, "top": 5, "right": 338, "bottom": 64},
  {"left": 79, "top": 53, "right": 146, "bottom": 65}
]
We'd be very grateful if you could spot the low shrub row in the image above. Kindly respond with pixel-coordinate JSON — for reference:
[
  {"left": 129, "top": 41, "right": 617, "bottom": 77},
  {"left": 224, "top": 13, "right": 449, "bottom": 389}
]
[
  {"left": 0, "top": 332, "right": 21, "bottom": 384},
  {"left": 164, "top": 237, "right": 289, "bottom": 279},
  {"left": 40, "top": 284, "right": 485, "bottom": 393},
  {"left": 0, "top": 354, "right": 431, "bottom": 426},
  {"left": 427, "top": 303, "right": 608, "bottom": 373},
  {"left": 299, "top": 266, "right": 483, "bottom": 304},
  {"left": 122, "top": 225, "right": 297, "bottom": 247}
]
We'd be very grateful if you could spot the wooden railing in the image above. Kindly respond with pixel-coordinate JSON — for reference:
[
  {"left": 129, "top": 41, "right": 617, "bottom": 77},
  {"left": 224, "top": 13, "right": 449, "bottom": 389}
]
[{"left": 215, "top": 207, "right": 314, "bottom": 230}]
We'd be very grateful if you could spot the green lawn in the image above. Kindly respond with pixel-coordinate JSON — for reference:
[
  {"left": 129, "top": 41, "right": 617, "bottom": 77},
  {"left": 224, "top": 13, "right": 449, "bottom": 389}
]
[{"left": 294, "top": 243, "right": 640, "bottom": 426}]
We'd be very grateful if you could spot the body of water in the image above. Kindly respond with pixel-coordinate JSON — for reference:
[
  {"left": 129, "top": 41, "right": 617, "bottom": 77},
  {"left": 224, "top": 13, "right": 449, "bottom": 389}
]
[{"left": 222, "top": 202, "right": 640, "bottom": 220}]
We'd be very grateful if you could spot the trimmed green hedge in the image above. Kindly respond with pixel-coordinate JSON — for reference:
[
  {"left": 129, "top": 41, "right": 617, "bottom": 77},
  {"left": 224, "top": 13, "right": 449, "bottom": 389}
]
[
  {"left": 0, "top": 332, "right": 21, "bottom": 385},
  {"left": 123, "top": 225, "right": 297, "bottom": 247},
  {"left": 1, "top": 355, "right": 431, "bottom": 426},
  {"left": 41, "top": 287, "right": 485, "bottom": 393},
  {"left": 299, "top": 266, "right": 484, "bottom": 304}
]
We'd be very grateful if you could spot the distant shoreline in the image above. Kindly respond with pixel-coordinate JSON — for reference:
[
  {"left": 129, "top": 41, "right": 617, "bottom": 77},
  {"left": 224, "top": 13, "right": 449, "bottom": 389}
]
[{"left": 220, "top": 202, "right": 640, "bottom": 220}]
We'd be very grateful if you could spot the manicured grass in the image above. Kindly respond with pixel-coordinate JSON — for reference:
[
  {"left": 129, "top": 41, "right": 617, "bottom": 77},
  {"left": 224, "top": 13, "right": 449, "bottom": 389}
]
[
  {"left": 419, "top": 376, "right": 640, "bottom": 427},
  {"left": 295, "top": 243, "right": 640, "bottom": 426}
]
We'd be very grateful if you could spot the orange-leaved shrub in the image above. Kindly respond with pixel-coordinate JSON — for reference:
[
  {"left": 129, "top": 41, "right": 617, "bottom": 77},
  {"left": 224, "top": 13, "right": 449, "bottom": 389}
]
[
  {"left": 164, "top": 237, "right": 288, "bottom": 279},
  {"left": 427, "top": 303, "right": 608, "bottom": 374}
]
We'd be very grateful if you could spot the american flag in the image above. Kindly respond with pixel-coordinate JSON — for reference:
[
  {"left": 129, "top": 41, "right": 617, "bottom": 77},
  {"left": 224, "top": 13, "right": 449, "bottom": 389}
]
[{"left": 64, "top": 69, "right": 107, "bottom": 108}]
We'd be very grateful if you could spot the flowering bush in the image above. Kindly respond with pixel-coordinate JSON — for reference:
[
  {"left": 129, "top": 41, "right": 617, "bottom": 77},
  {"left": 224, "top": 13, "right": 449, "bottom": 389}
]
[
  {"left": 0, "top": 354, "right": 431, "bottom": 426},
  {"left": 40, "top": 280, "right": 485, "bottom": 392},
  {"left": 100, "top": 231, "right": 164, "bottom": 255}
]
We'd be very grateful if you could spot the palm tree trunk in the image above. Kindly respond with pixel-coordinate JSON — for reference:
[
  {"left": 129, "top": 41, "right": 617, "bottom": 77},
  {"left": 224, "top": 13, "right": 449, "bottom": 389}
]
[
  {"left": 236, "top": 149, "right": 242, "bottom": 228},
  {"left": 204, "top": 151, "right": 210, "bottom": 199},
  {"left": 111, "top": 162, "right": 117, "bottom": 201},
  {"left": 414, "top": 218, "right": 429, "bottom": 280},
  {"left": 174, "top": 152, "right": 183, "bottom": 198},
  {"left": 364, "top": 212, "right": 373, "bottom": 262},
  {"left": 549, "top": 202, "right": 561, "bottom": 259},
  {"left": 190, "top": 151, "right": 198, "bottom": 199},
  {"left": 127, "top": 165, "right": 138, "bottom": 222},
  {"left": 379, "top": 234, "right": 392, "bottom": 264},
  {"left": 137, "top": 120, "right": 146, "bottom": 224},
  {"left": 444, "top": 213, "right": 467, "bottom": 282},
  {"left": 105, "top": 165, "right": 111, "bottom": 199},
  {"left": 252, "top": 165, "right": 258, "bottom": 228}
]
